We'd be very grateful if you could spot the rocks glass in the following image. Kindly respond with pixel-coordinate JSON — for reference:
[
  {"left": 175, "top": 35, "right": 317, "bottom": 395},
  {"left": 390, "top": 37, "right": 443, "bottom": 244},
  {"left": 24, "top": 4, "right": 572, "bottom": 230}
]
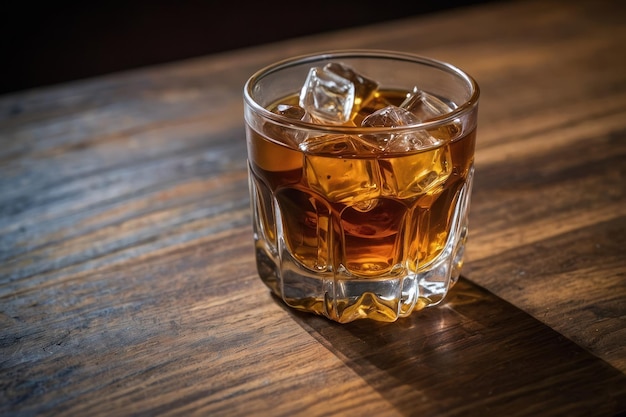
[{"left": 244, "top": 50, "right": 480, "bottom": 323}]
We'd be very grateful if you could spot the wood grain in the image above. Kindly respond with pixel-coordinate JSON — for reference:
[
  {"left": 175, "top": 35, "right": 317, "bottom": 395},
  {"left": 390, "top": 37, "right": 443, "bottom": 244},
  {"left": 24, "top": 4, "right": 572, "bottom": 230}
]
[{"left": 1, "top": 0, "right": 625, "bottom": 415}]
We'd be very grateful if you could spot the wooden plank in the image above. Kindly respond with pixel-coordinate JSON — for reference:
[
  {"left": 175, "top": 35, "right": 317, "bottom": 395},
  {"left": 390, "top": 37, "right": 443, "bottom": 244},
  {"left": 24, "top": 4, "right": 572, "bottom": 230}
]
[{"left": 3, "top": 238, "right": 625, "bottom": 416}]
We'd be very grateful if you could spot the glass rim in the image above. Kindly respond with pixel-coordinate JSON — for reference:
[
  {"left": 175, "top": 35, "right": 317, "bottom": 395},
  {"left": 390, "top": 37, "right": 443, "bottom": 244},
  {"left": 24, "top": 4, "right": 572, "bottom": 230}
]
[{"left": 243, "top": 49, "right": 480, "bottom": 135}]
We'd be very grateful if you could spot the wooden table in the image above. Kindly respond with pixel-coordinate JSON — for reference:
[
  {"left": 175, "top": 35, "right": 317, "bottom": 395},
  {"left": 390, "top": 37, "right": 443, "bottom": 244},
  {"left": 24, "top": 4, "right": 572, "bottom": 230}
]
[{"left": 2, "top": 0, "right": 625, "bottom": 415}]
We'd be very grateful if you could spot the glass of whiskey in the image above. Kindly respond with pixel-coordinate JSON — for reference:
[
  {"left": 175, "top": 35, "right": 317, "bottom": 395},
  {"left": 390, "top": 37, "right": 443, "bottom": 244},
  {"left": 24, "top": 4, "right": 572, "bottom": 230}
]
[{"left": 244, "top": 50, "right": 480, "bottom": 323}]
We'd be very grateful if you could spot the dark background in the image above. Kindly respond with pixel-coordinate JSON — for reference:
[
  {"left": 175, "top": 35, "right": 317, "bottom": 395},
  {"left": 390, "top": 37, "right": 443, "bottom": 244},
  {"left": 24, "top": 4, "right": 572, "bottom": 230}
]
[{"left": 1, "top": 0, "right": 499, "bottom": 95}]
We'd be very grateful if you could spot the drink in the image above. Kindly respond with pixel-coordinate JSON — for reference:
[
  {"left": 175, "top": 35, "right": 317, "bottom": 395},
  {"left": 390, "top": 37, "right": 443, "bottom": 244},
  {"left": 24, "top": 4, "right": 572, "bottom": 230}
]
[{"left": 244, "top": 51, "right": 479, "bottom": 323}]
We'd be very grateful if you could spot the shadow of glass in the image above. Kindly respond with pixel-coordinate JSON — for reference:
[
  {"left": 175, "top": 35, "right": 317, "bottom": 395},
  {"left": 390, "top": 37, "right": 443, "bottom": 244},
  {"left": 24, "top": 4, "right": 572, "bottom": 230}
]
[{"left": 280, "top": 277, "right": 626, "bottom": 416}]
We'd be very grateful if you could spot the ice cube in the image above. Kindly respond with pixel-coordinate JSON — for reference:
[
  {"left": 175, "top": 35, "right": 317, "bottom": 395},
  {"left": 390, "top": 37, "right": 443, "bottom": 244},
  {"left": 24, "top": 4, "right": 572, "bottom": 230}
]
[
  {"left": 263, "top": 103, "right": 312, "bottom": 145},
  {"left": 299, "top": 134, "right": 359, "bottom": 155},
  {"left": 378, "top": 146, "right": 452, "bottom": 198},
  {"left": 362, "top": 105, "right": 420, "bottom": 128},
  {"left": 401, "top": 86, "right": 454, "bottom": 121},
  {"left": 383, "top": 129, "right": 443, "bottom": 153},
  {"left": 360, "top": 105, "right": 438, "bottom": 152},
  {"left": 323, "top": 63, "right": 378, "bottom": 111},
  {"left": 299, "top": 67, "right": 355, "bottom": 124},
  {"left": 298, "top": 62, "right": 379, "bottom": 125},
  {"left": 304, "top": 150, "right": 381, "bottom": 203},
  {"left": 402, "top": 87, "right": 465, "bottom": 145}
]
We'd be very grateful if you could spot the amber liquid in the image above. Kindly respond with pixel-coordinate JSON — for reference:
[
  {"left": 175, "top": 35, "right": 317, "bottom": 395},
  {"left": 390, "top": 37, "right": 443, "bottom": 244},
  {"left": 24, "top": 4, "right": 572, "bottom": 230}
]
[{"left": 247, "top": 90, "right": 475, "bottom": 322}]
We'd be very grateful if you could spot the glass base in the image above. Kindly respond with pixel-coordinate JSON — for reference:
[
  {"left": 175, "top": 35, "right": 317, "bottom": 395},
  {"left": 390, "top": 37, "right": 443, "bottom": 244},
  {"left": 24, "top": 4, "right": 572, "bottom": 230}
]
[{"left": 255, "top": 222, "right": 467, "bottom": 323}]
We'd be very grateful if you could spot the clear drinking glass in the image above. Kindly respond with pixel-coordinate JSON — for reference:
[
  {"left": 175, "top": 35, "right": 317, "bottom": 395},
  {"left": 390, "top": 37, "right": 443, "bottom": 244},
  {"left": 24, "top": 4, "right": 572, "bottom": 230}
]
[{"left": 244, "top": 50, "right": 480, "bottom": 323}]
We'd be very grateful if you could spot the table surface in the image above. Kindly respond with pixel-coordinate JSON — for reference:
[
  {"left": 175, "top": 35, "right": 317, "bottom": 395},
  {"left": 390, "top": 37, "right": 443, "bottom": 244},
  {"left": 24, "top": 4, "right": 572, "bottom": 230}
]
[{"left": 2, "top": 0, "right": 625, "bottom": 415}]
